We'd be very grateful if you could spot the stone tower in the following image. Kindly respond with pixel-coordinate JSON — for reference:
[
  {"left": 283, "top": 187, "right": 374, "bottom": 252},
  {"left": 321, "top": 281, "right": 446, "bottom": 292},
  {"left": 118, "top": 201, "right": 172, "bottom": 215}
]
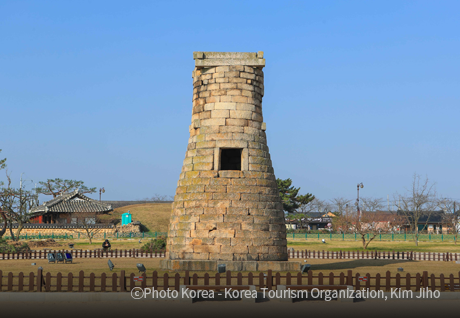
[{"left": 161, "top": 52, "right": 298, "bottom": 271}]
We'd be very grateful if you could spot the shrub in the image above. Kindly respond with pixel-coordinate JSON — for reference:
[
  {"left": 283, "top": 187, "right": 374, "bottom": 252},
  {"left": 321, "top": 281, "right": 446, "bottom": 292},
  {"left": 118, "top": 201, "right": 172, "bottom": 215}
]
[
  {"left": 0, "top": 238, "right": 30, "bottom": 253},
  {"left": 141, "top": 237, "right": 166, "bottom": 252}
]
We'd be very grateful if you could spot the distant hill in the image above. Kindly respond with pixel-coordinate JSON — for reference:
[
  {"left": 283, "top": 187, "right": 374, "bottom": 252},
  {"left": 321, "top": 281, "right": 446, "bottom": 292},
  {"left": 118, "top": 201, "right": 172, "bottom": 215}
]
[
  {"left": 100, "top": 203, "right": 172, "bottom": 233},
  {"left": 102, "top": 200, "right": 173, "bottom": 209}
]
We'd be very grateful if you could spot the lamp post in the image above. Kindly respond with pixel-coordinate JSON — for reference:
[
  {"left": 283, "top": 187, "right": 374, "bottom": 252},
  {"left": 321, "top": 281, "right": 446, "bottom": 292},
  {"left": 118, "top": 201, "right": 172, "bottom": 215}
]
[
  {"left": 356, "top": 183, "right": 364, "bottom": 221},
  {"left": 99, "top": 187, "right": 105, "bottom": 202}
]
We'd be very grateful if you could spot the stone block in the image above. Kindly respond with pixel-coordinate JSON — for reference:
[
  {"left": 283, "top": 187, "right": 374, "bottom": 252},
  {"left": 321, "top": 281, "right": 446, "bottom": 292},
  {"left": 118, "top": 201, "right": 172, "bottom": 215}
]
[
  {"left": 209, "top": 229, "right": 235, "bottom": 238},
  {"left": 199, "top": 171, "right": 219, "bottom": 178},
  {"left": 211, "top": 110, "right": 230, "bottom": 118},
  {"left": 209, "top": 253, "right": 233, "bottom": 261},
  {"left": 196, "top": 141, "right": 217, "bottom": 149},
  {"left": 193, "top": 162, "right": 213, "bottom": 171},
  {"left": 227, "top": 89, "right": 241, "bottom": 96},
  {"left": 214, "top": 102, "right": 236, "bottom": 110},
  {"left": 204, "top": 185, "right": 227, "bottom": 193},
  {"left": 207, "top": 200, "right": 231, "bottom": 208},
  {"left": 216, "top": 222, "right": 241, "bottom": 230},
  {"left": 194, "top": 245, "right": 221, "bottom": 253},
  {"left": 233, "top": 254, "right": 249, "bottom": 261},
  {"left": 241, "top": 194, "right": 259, "bottom": 201},
  {"left": 213, "top": 193, "right": 241, "bottom": 200},
  {"left": 231, "top": 200, "right": 258, "bottom": 208},
  {"left": 248, "top": 246, "right": 269, "bottom": 254},
  {"left": 231, "top": 179, "right": 257, "bottom": 186},
  {"left": 182, "top": 253, "right": 210, "bottom": 260},
  {"left": 211, "top": 89, "right": 227, "bottom": 96},
  {"left": 215, "top": 237, "right": 232, "bottom": 245},
  {"left": 225, "top": 118, "right": 248, "bottom": 127},
  {"left": 224, "top": 215, "right": 254, "bottom": 223},
  {"left": 220, "top": 83, "right": 237, "bottom": 89},
  {"left": 203, "top": 206, "right": 227, "bottom": 215},
  {"left": 227, "top": 185, "right": 258, "bottom": 194},
  {"left": 228, "top": 77, "right": 246, "bottom": 83},
  {"left": 200, "top": 214, "right": 224, "bottom": 222},
  {"left": 227, "top": 207, "right": 249, "bottom": 215},
  {"left": 190, "top": 229, "right": 210, "bottom": 237},
  {"left": 212, "top": 72, "right": 225, "bottom": 78},
  {"left": 196, "top": 222, "right": 217, "bottom": 230},
  {"left": 187, "top": 237, "right": 215, "bottom": 245},
  {"left": 240, "top": 72, "right": 256, "bottom": 80},
  {"left": 242, "top": 171, "right": 265, "bottom": 178},
  {"left": 218, "top": 170, "right": 243, "bottom": 178},
  {"left": 229, "top": 110, "right": 252, "bottom": 120},
  {"left": 192, "top": 155, "right": 214, "bottom": 164},
  {"left": 226, "top": 246, "right": 249, "bottom": 253},
  {"left": 231, "top": 96, "right": 249, "bottom": 103},
  {"left": 224, "top": 71, "right": 240, "bottom": 77},
  {"left": 219, "top": 126, "right": 243, "bottom": 133},
  {"left": 253, "top": 216, "right": 270, "bottom": 224},
  {"left": 253, "top": 238, "right": 273, "bottom": 246},
  {"left": 209, "top": 178, "right": 230, "bottom": 186},
  {"left": 215, "top": 139, "right": 247, "bottom": 148}
]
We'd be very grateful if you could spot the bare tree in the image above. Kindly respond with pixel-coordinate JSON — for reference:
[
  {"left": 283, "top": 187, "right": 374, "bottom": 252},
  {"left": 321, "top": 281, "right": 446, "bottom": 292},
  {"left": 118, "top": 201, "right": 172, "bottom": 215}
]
[
  {"left": 0, "top": 171, "right": 36, "bottom": 240},
  {"left": 142, "top": 194, "right": 174, "bottom": 202},
  {"left": 438, "top": 197, "right": 460, "bottom": 244},
  {"left": 0, "top": 151, "right": 7, "bottom": 237},
  {"left": 361, "top": 197, "right": 385, "bottom": 212},
  {"left": 68, "top": 213, "right": 106, "bottom": 244},
  {"left": 334, "top": 210, "right": 393, "bottom": 249},
  {"left": 36, "top": 178, "right": 96, "bottom": 198},
  {"left": 395, "top": 174, "right": 438, "bottom": 246},
  {"left": 330, "top": 197, "right": 352, "bottom": 214}
]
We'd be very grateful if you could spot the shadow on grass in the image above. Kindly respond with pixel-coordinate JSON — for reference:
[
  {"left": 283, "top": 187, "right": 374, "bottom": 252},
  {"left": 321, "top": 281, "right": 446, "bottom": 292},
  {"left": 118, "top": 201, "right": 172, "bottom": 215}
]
[{"left": 310, "top": 259, "right": 413, "bottom": 271}]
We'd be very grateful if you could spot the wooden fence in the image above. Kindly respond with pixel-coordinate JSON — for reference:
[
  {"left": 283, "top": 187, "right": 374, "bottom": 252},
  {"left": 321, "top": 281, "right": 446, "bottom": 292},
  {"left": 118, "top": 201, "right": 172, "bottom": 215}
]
[
  {"left": 0, "top": 249, "right": 165, "bottom": 260},
  {"left": 2, "top": 249, "right": 458, "bottom": 262},
  {"left": 1, "top": 269, "right": 459, "bottom": 292},
  {"left": 288, "top": 250, "right": 460, "bottom": 262}
]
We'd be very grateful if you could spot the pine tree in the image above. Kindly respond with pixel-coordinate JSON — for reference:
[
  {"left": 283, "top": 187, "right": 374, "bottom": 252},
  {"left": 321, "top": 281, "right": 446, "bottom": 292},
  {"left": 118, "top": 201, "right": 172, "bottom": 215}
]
[{"left": 276, "top": 178, "right": 315, "bottom": 214}]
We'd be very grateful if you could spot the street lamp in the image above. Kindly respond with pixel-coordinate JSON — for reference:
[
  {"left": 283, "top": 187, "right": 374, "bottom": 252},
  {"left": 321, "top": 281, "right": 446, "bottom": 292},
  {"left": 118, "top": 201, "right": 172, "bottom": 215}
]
[
  {"left": 356, "top": 183, "right": 364, "bottom": 221},
  {"left": 99, "top": 187, "right": 105, "bottom": 202}
]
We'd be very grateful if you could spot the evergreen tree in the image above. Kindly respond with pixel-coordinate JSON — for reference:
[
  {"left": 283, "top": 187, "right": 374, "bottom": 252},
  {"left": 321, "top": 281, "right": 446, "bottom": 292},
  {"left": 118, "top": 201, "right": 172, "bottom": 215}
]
[{"left": 276, "top": 178, "right": 315, "bottom": 214}]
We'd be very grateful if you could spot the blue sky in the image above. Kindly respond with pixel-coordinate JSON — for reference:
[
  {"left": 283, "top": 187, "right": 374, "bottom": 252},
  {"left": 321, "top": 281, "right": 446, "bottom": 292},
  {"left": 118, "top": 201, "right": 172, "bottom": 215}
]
[{"left": 1, "top": 1, "right": 459, "bottom": 203}]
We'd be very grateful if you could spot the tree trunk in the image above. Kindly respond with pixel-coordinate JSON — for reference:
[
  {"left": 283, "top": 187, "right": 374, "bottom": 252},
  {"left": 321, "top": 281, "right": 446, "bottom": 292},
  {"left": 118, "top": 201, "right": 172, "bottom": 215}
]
[
  {"left": 362, "top": 235, "right": 366, "bottom": 249},
  {"left": 15, "top": 224, "right": 23, "bottom": 241},
  {"left": 8, "top": 223, "right": 15, "bottom": 241}
]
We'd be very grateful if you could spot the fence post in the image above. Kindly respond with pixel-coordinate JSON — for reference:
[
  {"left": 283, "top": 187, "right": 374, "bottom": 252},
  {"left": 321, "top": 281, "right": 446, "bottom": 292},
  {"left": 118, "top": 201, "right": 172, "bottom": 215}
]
[
  {"left": 39, "top": 232, "right": 41, "bottom": 239},
  {"left": 78, "top": 233, "right": 80, "bottom": 239},
  {"left": 317, "top": 233, "right": 319, "bottom": 240},
  {"left": 120, "top": 270, "right": 126, "bottom": 292},
  {"left": 104, "top": 232, "right": 106, "bottom": 240},
  {"left": 330, "top": 232, "right": 332, "bottom": 239},
  {"left": 429, "top": 233, "right": 431, "bottom": 241},
  {"left": 392, "top": 233, "right": 394, "bottom": 241},
  {"left": 37, "top": 268, "right": 43, "bottom": 292},
  {"left": 355, "top": 233, "right": 356, "bottom": 241},
  {"left": 342, "top": 233, "right": 344, "bottom": 241},
  {"left": 380, "top": 233, "right": 381, "bottom": 241},
  {"left": 117, "top": 232, "right": 118, "bottom": 239},
  {"left": 442, "top": 234, "right": 443, "bottom": 242},
  {"left": 404, "top": 233, "right": 406, "bottom": 241}
]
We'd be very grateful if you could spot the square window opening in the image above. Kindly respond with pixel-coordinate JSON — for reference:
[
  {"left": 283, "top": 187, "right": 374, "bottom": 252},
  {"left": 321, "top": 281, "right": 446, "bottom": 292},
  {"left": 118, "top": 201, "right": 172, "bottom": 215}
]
[{"left": 220, "top": 148, "right": 242, "bottom": 171}]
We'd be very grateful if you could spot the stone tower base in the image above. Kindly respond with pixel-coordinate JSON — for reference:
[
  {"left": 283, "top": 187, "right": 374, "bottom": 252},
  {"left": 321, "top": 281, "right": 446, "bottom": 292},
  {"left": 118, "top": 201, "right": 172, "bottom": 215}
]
[{"left": 160, "top": 259, "right": 301, "bottom": 272}]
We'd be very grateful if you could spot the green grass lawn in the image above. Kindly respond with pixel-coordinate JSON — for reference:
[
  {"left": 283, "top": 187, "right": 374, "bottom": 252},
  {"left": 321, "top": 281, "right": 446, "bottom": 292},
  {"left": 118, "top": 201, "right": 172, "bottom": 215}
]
[{"left": 287, "top": 239, "right": 460, "bottom": 252}]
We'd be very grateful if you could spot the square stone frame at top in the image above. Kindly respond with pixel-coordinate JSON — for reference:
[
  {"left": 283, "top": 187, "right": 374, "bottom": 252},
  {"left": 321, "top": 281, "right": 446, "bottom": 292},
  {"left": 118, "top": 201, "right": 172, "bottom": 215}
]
[{"left": 214, "top": 147, "right": 249, "bottom": 172}]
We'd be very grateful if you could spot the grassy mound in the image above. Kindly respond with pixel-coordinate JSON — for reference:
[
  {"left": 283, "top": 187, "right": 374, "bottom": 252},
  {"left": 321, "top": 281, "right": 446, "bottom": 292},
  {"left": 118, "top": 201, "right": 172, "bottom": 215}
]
[{"left": 99, "top": 203, "right": 172, "bottom": 233}]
